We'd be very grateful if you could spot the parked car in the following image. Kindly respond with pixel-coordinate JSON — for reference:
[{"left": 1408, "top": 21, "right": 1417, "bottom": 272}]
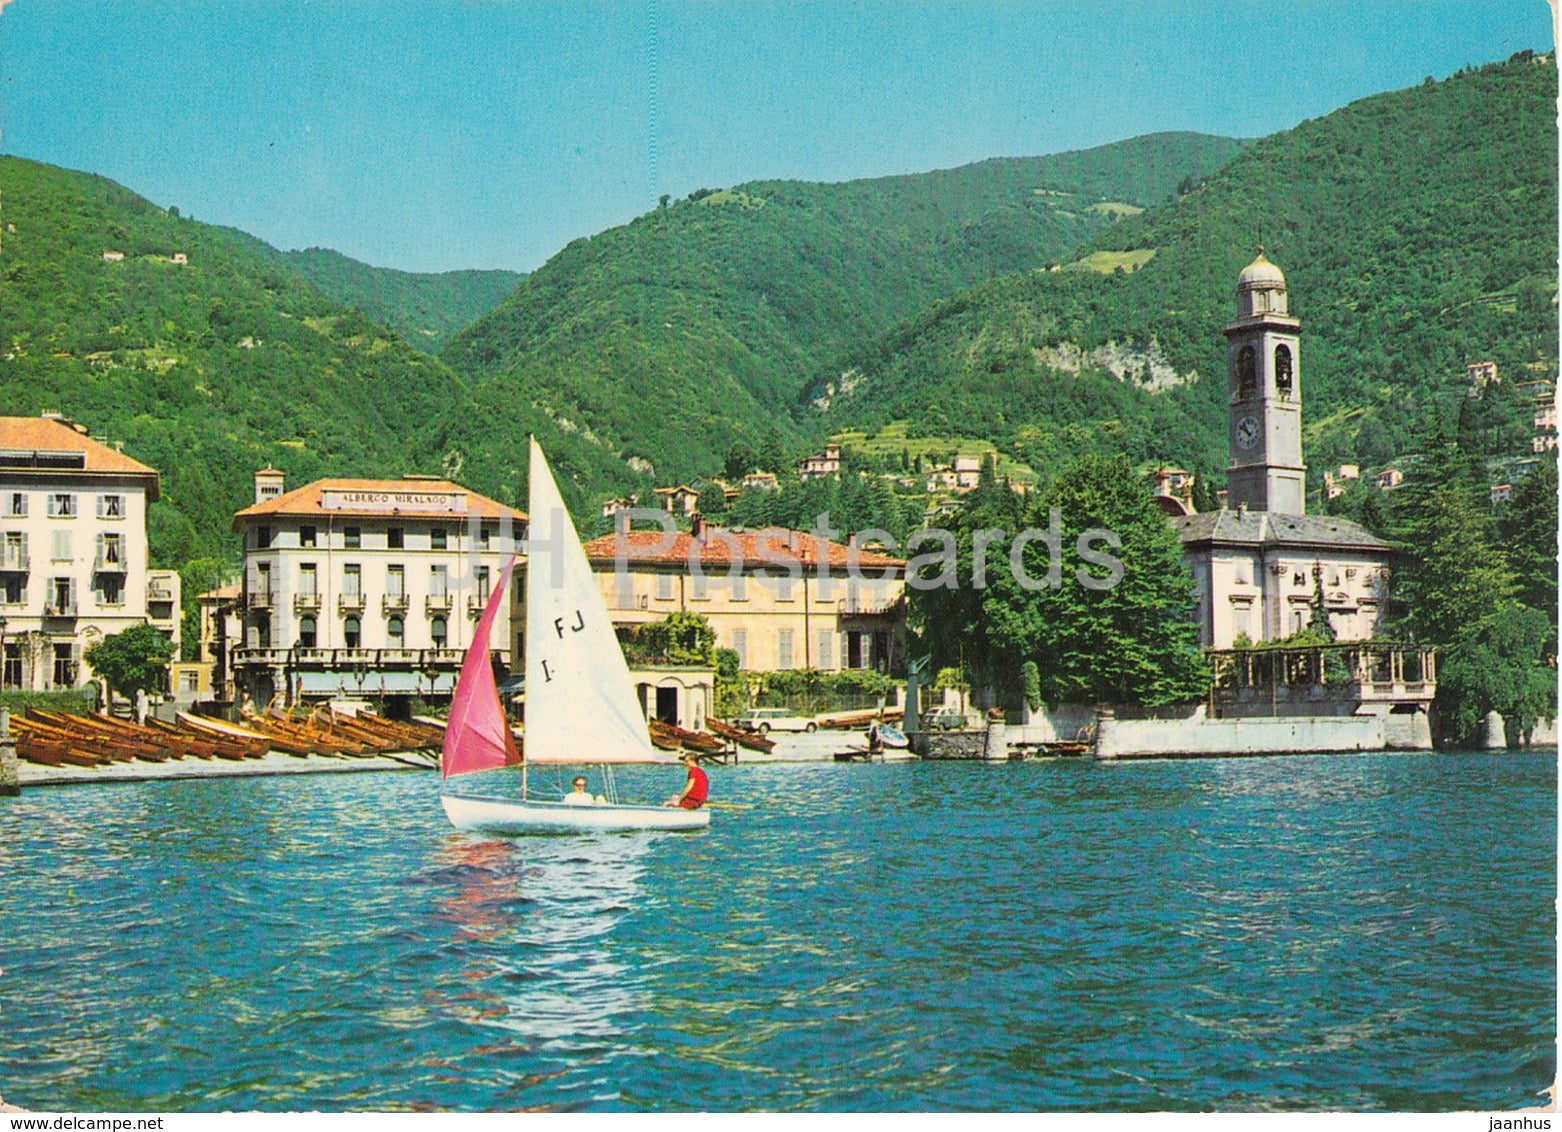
[
  {"left": 738, "top": 707, "right": 818, "bottom": 734},
  {"left": 922, "top": 707, "right": 966, "bottom": 731}
]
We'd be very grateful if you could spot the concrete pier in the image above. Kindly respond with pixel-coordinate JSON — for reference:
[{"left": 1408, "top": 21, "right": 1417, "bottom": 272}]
[{"left": 0, "top": 708, "right": 18, "bottom": 797}]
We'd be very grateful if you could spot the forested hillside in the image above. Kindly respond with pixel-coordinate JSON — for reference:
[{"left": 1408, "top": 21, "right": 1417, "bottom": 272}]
[
  {"left": 0, "top": 157, "right": 611, "bottom": 571},
  {"left": 820, "top": 54, "right": 1558, "bottom": 488},
  {"left": 437, "top": 133, "right": 1246, "bottom": 492},
  {"left": 269, "top": 248, "right": 522, "bottom": 353}
]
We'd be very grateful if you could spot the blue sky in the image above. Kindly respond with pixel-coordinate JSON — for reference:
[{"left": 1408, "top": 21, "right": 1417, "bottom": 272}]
[{"left": 0, "top": 1, "right": 1552, "bottom": 273}]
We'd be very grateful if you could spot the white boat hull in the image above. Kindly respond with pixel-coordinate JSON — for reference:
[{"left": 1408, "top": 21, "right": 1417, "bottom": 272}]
[{"left": 441, "top": 792, "right": 710, "bottom": 834}]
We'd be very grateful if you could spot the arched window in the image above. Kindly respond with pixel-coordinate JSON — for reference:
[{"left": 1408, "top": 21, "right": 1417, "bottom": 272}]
[
  {"left": 298, "top": 615, "right": 317, "bottom": 649},
  {"left": 387, "top": 615, "right": 405, "bottom": 648},
  {"left": 1236, "top": 345, "right": 1257, "bottom": 400},
  {"left": 344, "top": 616, "right": 361, "bottom": 649},
  {"left": 431, "top": 617, "right": 447, "bottom": 648},
  {"left": 1275, "top": 344, "right": 1294, "bottom": 399}
]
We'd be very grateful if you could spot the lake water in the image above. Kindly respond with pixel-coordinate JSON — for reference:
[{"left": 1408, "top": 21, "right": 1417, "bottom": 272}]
[{"left": 0, "top": 752, "right": 1553, "bottom": 1112}]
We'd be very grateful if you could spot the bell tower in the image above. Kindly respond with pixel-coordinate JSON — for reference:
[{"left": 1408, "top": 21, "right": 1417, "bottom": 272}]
[{"left": 1224, "top": 250, "right": 1306, "bottom": 514}]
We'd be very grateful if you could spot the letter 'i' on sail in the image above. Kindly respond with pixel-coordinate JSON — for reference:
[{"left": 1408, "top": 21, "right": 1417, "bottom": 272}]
[{"left": 440, "top": 555, "right": 520, "bottom": 778}]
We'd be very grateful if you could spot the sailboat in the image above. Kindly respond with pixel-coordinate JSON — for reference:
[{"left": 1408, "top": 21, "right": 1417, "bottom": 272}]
[{"left": 439, "top": 439, "right": 710, "bottom": 834}]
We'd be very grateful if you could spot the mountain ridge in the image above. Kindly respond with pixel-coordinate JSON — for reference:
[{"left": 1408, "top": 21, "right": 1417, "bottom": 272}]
[
  {"left": 434, "top": 131, "right": 1249, "bottom": 493},
  {"left": 816, "top": 53, "right": 1558, "bottom": 489}
]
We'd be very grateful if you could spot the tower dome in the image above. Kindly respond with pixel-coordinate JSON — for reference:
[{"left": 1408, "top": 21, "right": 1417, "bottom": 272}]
[{"left": 1235, "top": 249, "right": 1288, "bottom": 318}]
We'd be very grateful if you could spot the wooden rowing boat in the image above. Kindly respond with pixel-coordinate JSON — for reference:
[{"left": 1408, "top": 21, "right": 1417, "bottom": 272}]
[
  {"left": 706, "top": 718, "right": 776, "bottom": 752},
  {"left": 648, "top": 719, "right": 724, "bottom": 754},
  {"left": 174, "top": 712, "right": 274, "bottom": 757},
  {"left": 815, "top": 708, "right": 904, "bottom": 730}
]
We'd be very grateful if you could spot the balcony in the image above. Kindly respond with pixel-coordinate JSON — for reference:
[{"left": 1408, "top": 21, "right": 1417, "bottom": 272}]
[
  {"left": 338, "top": 592, "right": 366, "bottom": 613},
  {"left": 293, "top": 592, "right": 322, "bottom": 612},
  {"left": 382, "top": 593, "right": 409, "bottom": 615},
  {"left": 840, "top": 594, "right": 905, "bottom": 617},
  {"left": 147, "top": 579, "right": 176, "bottom": 602},
  {"left": 232, "top": 646, "right": 290, "bottom": 668},
  {"left": 43, "top": 602, "right": 78, "bottom": 619},
  {"left": 93, "top": 554, "right": 128, "bottom": 574},
  {"left": 247, "top": 590, "right": 274, "bottom": 610},
  {"left": 1209, "top": 642, "right": 1438, "bottom": 713},
  {"left": 425, "top": 593, "right": 453, "bottom": 613},
  {"left": 232, "top": 645, "right": 470, "bottom": 670}
]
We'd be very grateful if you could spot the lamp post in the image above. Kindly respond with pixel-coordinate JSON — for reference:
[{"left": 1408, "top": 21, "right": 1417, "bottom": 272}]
[{"left": 0, "top": 615, "right": 8, "bottom": 691}]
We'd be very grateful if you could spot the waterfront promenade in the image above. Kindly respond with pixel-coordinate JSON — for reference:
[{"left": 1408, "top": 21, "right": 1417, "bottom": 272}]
[{"left": 15, "top": 747, "right": 435, "bottom": 787}]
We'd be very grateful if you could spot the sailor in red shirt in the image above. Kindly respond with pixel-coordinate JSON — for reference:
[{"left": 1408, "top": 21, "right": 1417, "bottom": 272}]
[{"left": 670, "top": 752, "right": 709, "bottom": 809}]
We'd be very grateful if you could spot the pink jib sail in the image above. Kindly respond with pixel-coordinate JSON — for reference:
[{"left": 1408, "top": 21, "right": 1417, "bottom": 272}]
[{"left": 441, "top": 555, "right": 521, "bottom": 778}]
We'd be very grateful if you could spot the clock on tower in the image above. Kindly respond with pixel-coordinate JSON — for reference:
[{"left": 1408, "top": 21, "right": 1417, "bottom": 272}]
[{"left": 1224, "top": 250, "right": 1307, "bottom": 515}]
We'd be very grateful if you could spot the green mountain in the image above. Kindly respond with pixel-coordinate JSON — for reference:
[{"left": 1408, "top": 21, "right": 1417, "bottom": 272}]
[
  {"left": 0, "top": 156, "right": 607, "bottom": 572},
  {"left": 268, "top": 247, "right": 522, "bottom": 353},
  {"left": 817, "top": 54, "right": 1558, "bottom": 489},
  {"left": 436, "top": 132, "right": 1247, "bottom": 492}
]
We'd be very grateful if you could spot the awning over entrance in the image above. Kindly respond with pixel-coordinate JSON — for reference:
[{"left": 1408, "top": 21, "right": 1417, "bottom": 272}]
[{"left": 294, "top": 670, "right": 458, "bottom": 697}]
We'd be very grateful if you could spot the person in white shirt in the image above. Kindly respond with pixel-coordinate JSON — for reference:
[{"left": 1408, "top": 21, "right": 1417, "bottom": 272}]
[{"left": 562, "top": 776, "right": 600, "bottom": 805}]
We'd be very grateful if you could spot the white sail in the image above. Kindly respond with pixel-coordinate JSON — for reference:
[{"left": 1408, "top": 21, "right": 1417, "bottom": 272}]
[{"left": 524, "top": 438, "right": 668, "bottom": 764}]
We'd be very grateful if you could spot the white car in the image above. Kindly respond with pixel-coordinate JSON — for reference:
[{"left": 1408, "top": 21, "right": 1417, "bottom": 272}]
[
  {"left": 922, "top": 707, "right": 967, "bottom": 731},
  {"left": 738, "top": 707, "right": 818, "bottom": 734}
]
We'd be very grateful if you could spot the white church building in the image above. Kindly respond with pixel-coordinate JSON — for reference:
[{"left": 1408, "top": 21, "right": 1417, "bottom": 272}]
[{"left": 1172, "top": 252, "right": 1393, "bottom": 649}]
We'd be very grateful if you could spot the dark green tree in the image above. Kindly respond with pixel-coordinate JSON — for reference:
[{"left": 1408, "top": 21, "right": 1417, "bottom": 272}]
[
  {"left": 1020, "top": 660, "right": 1042, "bottom": 712},
  {"left": 1309, "top": 566, "right": 1338, "bottom": 643},
  {"left": 908, "top": 463, "right": 1026, "bottom": 691},
  {"left": 723, "top": 441, "right": 759, "bottom": 481},
  {"left": 1498, "top": 458, "right": 1558, "bottom": 618},
  {"left": 1190, "top": 473, "right": 1216, "bottom": 515},
  {"left": 84, "top": 624, "right": 175, "bottom": 704},
  {"left": 918, "top": 454, "right": 1207, "bottom": 707},
  {"left": 993, "top": 454, "right": 1208, "bottom": 706},
  {"left": 177, "top": 556, "right": 234, "bottom": 662},
  {"left": 1436, "top": 603, "right": 1558, "bottom": 746},
  {"left": 696, "top": 482, "right": 728, "bottom": 516},
  {"left": 1396, "top": 482, "right": 1517, "bottom": 646}
]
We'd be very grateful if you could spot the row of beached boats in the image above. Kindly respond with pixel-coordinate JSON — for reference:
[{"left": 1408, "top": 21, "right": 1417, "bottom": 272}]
[
  {"left": 649, "top": 710, "right": 906, "bottom": 758},
  {"left": 10, "top": 707, "right": 445, "bottom": 770},
  {"left": 12, "top": 700, "right": 894, "bottom": 772}
]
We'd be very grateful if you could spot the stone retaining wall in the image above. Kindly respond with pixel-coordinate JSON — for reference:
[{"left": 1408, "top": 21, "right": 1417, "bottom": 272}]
[
  {"left": 1095, "top": 712, "right": 1387, "bottom": 759},
  {"left": 911, "top": 730, "right": 989, "bottom": 760}
]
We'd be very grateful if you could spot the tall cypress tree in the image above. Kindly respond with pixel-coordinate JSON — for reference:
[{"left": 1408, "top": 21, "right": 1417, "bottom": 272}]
[{"left": 1499, "top": 457, "right": 1559, "bottom": 620}]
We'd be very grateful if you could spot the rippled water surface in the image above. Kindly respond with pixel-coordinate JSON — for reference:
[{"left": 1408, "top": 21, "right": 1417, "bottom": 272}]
[{"left": 0, "top": 752, "right": 1553, "bottom": 1112}]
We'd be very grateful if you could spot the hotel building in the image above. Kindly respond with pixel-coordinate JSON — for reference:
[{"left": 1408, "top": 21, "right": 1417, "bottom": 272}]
[
  {"left": 0, "top": 414, "right": 180, "bottom": 692},
  {"left": 230, "top": 469, "right": 526, "bottom": 708}
]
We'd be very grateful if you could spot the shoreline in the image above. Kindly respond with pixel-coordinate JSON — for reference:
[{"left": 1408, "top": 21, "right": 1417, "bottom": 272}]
[{"left": 15, "top": 748, "right": 436, "bottom": 788}]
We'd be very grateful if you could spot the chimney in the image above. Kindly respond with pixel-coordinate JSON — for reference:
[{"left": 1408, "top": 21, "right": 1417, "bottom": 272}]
[
  {"left": 691, "top": 512, "right": 705, "bottom": 539},
  {"left": 254, "top": 466, "right": 285, "bottom": 506}
]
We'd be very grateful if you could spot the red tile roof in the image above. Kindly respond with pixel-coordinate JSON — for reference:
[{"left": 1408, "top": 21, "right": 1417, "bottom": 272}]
[
  {"left": 0, "top": 416, "right": 160, "bottom": 496},
  {"left": 581, "top": 527, "right": 903, "bottom": 571},
  {"left": 233, "top": 478, "right": 526, "bottom": 526}
]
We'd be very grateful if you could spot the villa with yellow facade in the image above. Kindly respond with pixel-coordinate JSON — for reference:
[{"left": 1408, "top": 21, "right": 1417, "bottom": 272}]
[{"left": 580, "top": 523, "right": 906, "bottom": 674}]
